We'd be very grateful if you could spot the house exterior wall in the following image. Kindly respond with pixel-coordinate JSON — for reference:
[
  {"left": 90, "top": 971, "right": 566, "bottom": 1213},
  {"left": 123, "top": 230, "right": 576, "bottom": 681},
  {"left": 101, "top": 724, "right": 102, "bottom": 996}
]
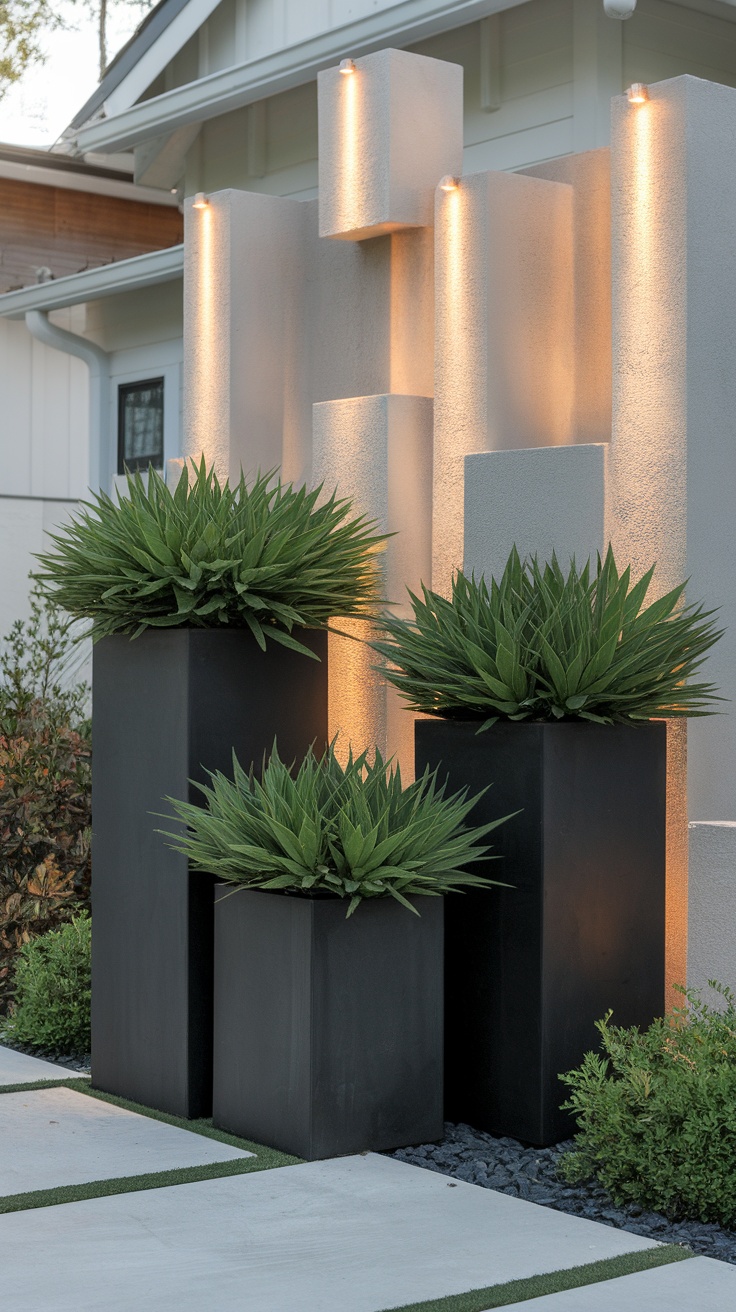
[
  {"left": 176, "top": 0, "right": 736, "bottom": 198},
  {"left": 0, "top": 178, "right": 183, "bottom": 294}
]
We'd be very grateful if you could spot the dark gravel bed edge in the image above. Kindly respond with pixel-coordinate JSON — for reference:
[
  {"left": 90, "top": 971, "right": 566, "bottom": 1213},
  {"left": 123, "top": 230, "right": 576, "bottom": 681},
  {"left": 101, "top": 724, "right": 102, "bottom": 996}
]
[
  {"left": 0, "top": 1031, "right": 90, "bottom": 1075},
  {"left": 388, "top": 1122, "right": 736, "bottom": 1266}
]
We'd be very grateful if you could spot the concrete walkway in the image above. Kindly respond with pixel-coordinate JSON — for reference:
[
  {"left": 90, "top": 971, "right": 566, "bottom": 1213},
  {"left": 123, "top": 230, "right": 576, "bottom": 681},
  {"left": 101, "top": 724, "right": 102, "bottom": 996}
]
[
  {"left": 2, "top": 1045, "right": 735, "bottom": 1311},
  {"left": 502, "top": 1256, "right": 736, "bottom": 1310}
]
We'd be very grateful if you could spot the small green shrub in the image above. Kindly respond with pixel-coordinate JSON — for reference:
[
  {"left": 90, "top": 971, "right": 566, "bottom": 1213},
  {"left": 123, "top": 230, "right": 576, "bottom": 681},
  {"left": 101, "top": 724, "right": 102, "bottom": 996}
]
[
  {"left": 36, "top": 460, "right": 386, "bottom": 655},
  {"left": 162, "top": 743, "right": 509, "bottom": 915},
  {"left": 0, "top": 589, "right": 91, "bottom": 1016},
  {"left": 559, "top": 983, "right": 736, "bottom": 1227},
  {"left": 372, "top": 547, "right": 722, "bottom": 725},
  {"left": 4, "top": 912, "right": 91, "bottom": 1054}
]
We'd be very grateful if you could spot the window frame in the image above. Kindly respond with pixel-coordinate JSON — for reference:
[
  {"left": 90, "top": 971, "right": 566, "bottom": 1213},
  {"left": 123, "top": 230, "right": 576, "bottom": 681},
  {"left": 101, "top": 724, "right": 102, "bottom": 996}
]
[{"left": 116, "top": 376, "right": 166, "bottom": 477}]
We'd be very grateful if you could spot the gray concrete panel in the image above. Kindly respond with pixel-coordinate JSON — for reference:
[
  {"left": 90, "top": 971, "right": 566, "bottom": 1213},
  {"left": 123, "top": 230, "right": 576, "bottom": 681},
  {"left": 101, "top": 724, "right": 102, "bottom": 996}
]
[
  {"left": 0, "top": 1044, "right": 79, "bottom": 1086},
  {"left": 0, "top": 1154, "right": 656, "bottom": 1312},
  {"left": 499, "top": 1256, "right": 736, "bottom": 1310},
  {"left": 464, "top": 444, "right": 606, "bottom": 582},
  {"left": 0, "top": 1086, "right": 251, "bottom": 1195},
  {"left": 688, "top": 821, "right": 736, "bottom": 993}
]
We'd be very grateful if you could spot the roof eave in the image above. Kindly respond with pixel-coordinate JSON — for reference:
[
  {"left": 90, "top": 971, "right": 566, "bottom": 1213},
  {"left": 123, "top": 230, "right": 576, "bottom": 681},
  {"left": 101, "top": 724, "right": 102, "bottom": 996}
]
[
  {"left": 0, "top": 245, "right": 184, "bottom": 320},
  {"left": 74, "top": 0, "right": 530, "bottom": 155}
]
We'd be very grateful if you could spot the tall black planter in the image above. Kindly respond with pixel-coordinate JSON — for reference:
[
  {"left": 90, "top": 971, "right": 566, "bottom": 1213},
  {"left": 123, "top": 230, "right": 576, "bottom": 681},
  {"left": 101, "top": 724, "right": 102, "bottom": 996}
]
[
  {"left": 92, "top": 628, "right": 328, "bottom": 1118},
  {"left": 415, "top": 719, "right": 666, "bottom": 1147},
  {"left": 212, "top": 888, "right": 444, "bottom": 1159}
]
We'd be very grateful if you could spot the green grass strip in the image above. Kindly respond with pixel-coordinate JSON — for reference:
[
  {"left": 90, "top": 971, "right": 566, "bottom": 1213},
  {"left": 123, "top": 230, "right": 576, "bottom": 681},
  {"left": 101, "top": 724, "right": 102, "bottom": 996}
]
[
  {"left": 0, "top": 1076, "right": 301, "bottom": 1214},
  {"left": 380, "top": 1245, "right": 692, "bottom": 1311},
  {"left": 0, "top": 1156, "right": 287, "bottom": 1215}
]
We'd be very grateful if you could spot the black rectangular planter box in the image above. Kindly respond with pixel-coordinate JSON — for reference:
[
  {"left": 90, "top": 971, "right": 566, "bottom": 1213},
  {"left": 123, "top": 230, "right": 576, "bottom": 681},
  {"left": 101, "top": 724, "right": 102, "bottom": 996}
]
[
  {"left": 212, "top": 888, "right": 444, "bottom": 1159},
  {"left": 415, "top": 719, "right": 666, "bottom": 1147},
  {"left": 91, "top": 628, "right": 328, "bottom": 1119}
]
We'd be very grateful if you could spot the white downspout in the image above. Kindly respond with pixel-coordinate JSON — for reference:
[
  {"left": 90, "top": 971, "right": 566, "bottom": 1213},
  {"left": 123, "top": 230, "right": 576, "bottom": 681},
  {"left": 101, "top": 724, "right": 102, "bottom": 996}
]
[{"left": 25, "top": 309, "right": 111, "bottom": 495}]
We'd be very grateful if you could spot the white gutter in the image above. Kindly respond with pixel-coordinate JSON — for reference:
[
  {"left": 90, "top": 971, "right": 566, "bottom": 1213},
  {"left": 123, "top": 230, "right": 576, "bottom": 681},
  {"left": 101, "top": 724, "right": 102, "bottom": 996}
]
[
  {"left": 0, "top": 245, "right": 184, "bottom": 320},
  {"left": 0, "top": 157, "right": 178, "bottom": 206},
  {"left": 75, "top": 0, "right": 530, "bottom": 154},
  {"left": 25, "top": 311, "right": 111, "bottom": 494}
]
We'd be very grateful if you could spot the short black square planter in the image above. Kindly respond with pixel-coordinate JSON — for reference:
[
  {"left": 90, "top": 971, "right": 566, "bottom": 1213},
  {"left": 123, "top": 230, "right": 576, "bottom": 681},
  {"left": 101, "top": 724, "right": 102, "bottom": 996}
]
[
  {"left": 91, "top": 628, "right": 328, "bottom": 1119},
  {"left": 212, "top": 888, "right": 444, "bottom": 1159},
  {"left": 415, "top": 718, "right": 666, "bottom": 1147}
]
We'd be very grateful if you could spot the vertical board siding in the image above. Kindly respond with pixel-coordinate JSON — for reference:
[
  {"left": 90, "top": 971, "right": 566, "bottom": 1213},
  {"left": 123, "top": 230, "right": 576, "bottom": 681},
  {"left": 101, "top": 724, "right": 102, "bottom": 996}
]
[{"left": 0, "top": 316, "right": 88, "bottom": 500}]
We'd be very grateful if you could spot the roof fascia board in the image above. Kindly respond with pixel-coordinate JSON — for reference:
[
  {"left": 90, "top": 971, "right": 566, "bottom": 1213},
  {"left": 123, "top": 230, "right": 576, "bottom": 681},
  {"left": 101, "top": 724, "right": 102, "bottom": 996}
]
[
  {"left": 0, "top": 245, "right": 184, "bottom": 320},
  {"left": 0, "top": 158, "right": 178, "bottom": 205},
  {"left": 103, "top": 0, "right": 222, "bottom": 118},
  {"left": 76, "top": 0, "right": 530, "bottom": 154}
]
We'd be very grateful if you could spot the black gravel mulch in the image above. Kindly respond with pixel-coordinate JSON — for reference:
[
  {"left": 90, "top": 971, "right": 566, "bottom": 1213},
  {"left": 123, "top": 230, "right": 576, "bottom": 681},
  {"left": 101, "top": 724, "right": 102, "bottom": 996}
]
[
  {"left": 388, "top": 1122, "right": 736, "bottom": 1266},
  {"left": 0, "top": 1032, "right": 90, "bottom": 1075}
]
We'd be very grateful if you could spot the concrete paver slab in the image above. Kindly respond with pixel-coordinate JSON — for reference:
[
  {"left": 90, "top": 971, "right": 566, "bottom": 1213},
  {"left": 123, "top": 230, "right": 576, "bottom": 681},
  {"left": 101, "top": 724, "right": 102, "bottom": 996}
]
[
  {"left": 498, "top": 1254, "right": 736, "bottom": 1311},
  {"left": 0, "top": 1153, "right": 658, "bottom": 1312},
  {"left": 0, "top": 1042, "right": 85, "bottom": 1085},
  {"left": 0, "top": 1086, "right": 252, "bottom": 1195}
]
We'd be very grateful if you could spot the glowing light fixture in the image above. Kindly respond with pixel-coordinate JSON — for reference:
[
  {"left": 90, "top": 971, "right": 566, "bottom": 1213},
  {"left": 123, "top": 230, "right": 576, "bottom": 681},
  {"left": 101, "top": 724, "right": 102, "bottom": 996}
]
[
  {"left": 192, "top": 192, "right": 209, "bottom": 209},
  {"left": 627, "top": 83, "right": 649, "bottom": 105},
  {"left": 439, "top": 175, "right": 459, "bottom": 192},
  {"left": 339, "top": 58, "right": 356, "bottom": 75}
]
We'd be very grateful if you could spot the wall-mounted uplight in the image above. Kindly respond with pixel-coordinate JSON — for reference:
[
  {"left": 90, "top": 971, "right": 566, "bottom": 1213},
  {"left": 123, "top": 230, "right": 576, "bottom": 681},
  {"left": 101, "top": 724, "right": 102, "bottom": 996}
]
[
  {"left": 192, "top": 192, "right": 209, "bottom": 209},
  {"left": 627, "top": 83, "right": 649, "bottom": 105},
  {"left": 339, "top": 59, "right": 356, "bottom": 75},
  {"left": 439, "top": 175, "right": 459, "bottom": 192}
]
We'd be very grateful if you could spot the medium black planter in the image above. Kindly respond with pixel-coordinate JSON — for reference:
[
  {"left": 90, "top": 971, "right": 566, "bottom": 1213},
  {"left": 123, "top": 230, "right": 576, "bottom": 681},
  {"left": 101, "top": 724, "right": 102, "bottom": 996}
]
[
  {"left": 415, "top": 718, "right": 666, "bottom": 1147},
  {"left": 91, "top": 628, "right": 328, "bottom": 1118},
  {"left": 212, "top": 888, "right": 444, "bottom": 1159}
]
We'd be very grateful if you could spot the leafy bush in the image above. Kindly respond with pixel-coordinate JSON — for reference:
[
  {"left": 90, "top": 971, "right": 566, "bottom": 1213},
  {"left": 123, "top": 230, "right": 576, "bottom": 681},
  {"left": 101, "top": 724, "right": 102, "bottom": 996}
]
[
  {"left": 3, "top": 912, "right": 91, "bottom": 1054},
  {"left": 162, "top": 744, "right": 508, "bottom": 916},
  {"left": 559, "top": 983, "right": 736, "bottom": 1227},
  {"left": 36, "top": 460, "right": 385, "bottom": 655},
  {"left": 0, "top": 590, "right": 91, "bottom": 1016},
  {"left": 372, "top": 547, "right": 722, "bottom": 725}
]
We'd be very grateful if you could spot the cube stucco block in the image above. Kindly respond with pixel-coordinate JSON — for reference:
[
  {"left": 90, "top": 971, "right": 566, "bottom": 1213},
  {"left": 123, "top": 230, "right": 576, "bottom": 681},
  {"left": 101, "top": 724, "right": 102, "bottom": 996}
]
[
  {"left": 318, "top": 48, "right": 463, "bottom": 241},
  {"left": 433, "top": 170, "right": 574, "bottom": 593},
  {"left": 688, "top": 823, "right": 736, "bottom": 993},
  {"left": 464, "top": 445, "right": 606, "bottom": 582},
  {"left": 183, "top": 191, "right": 434, "bottom": 488}
]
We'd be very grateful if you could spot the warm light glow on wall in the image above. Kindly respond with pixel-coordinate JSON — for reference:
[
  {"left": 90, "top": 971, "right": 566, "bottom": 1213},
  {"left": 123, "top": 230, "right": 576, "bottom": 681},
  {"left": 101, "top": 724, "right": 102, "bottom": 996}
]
[
  {"left": 339, "top": 60, "right": 362, "bottom": 235},
  {"left": 433, "top": 180, "right": 476, "bottom": 595},
  {"left": 609, "top": 87, "right": 688, "bottom": 1001},
  {"left": 185, "top": 198, "right": 229, "bottom": 478},
  {"left": 328, "top": 619, "right": 387, "bottom": 766}
]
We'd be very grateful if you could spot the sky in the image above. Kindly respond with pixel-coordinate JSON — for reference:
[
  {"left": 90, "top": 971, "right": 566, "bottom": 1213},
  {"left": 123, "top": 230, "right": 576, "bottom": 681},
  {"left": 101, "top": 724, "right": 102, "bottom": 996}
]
[{"left": 0, "top": 2, "right": 149, "bottom": 149}]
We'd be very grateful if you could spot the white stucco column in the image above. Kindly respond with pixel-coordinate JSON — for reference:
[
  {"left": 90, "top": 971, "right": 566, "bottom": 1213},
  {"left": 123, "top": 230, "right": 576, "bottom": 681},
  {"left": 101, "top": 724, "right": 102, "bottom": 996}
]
[
  {"left": 609, "top": 75, "right": 736, "bottom": 994},
  {"left": 433, "top": 170, "right": 575, "bottom": 594},
  {"left": 313, "top": 394, "right": 433, "bottom": 774}
]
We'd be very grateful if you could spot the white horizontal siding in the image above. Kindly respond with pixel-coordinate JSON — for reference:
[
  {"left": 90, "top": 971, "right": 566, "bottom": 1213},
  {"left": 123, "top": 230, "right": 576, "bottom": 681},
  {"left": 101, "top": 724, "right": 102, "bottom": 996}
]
[{"left": 624, "top": 0, "right": 736, "bottom": 91}]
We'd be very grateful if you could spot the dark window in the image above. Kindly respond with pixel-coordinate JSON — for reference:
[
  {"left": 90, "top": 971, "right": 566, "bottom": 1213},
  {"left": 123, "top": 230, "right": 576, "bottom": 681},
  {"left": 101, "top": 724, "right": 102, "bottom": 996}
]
[{"left": 117, "top": 378, "right": 165, "bottom": 475}]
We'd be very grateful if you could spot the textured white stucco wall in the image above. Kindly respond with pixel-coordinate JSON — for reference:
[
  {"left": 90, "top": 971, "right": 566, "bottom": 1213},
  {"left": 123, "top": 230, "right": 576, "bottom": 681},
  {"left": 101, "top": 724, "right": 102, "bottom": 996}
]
[
  {"left": 433, "top": 169, "right": 575, "bottom": 594},
  {"left": 689, "top": 823, "right": 736, "bottom": 994},
  {"left": 318, "top": 48, "right": 463, "bottom": 241},
  {"left": 523, "top": 149, "right": 612, "bottom": 447},
  {"left": 313, "top": 393, "right": 433, "bottom": 773},
  {"left": 609, "top": 75, "right": 736, "bottom": 825},
  {"left": 183, "top": 188, "right": 436, "bottom": 489},
  {"left": 464, "top": 444, "right": 607, "bottom": 582}
]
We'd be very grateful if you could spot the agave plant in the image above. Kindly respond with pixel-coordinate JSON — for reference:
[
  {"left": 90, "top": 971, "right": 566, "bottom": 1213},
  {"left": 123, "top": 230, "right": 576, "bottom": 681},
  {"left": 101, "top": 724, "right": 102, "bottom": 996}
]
[
  {"left": 161, "top": 744, "right": 509, "bottom": 916},
  {"left": 372, "top": 547, "right": 722, "bottom": 725},
  {"left": 35, "top": 460, "right": 385, "bottom": 656}
]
